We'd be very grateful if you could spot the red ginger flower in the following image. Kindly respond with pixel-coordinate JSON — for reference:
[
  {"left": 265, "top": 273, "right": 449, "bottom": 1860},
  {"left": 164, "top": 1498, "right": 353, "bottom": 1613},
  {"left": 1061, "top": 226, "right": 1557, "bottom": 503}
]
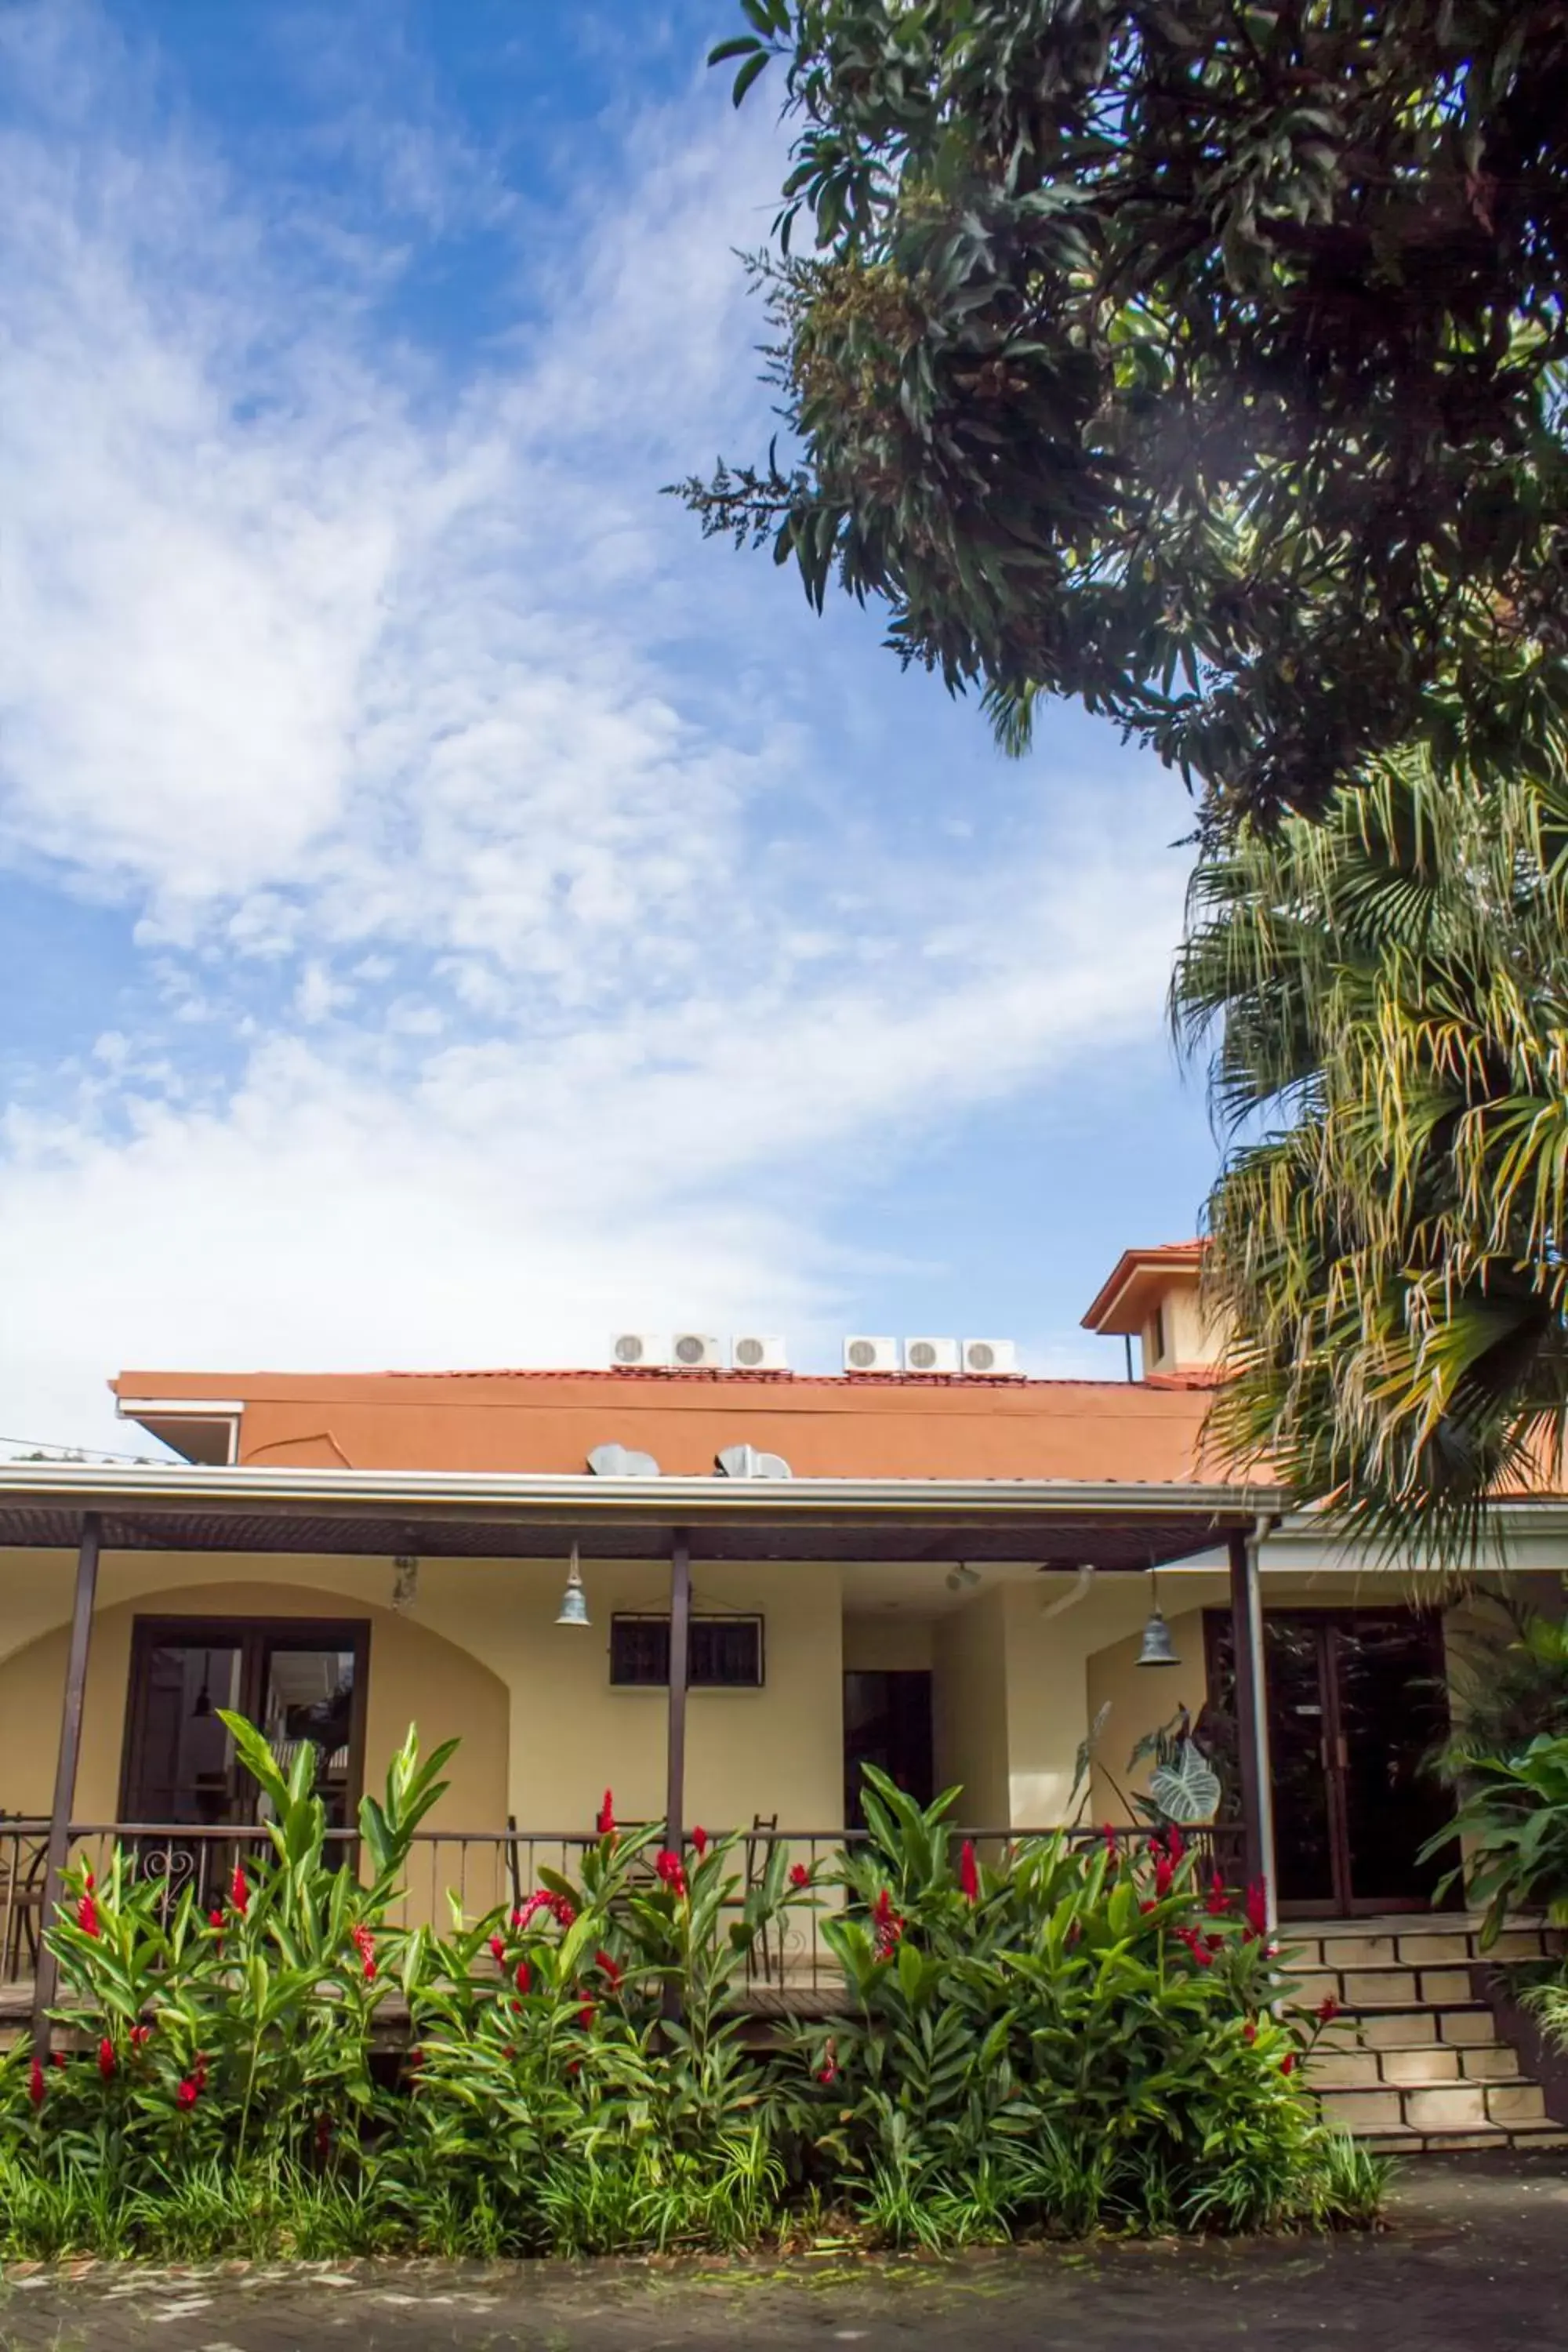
[
  {"left": 1317, "top": 1995, "right": 1339, "bottom": 2024},
  {"left": 98, "top": 2037, "right": 115, "bottom": 2081},
  {"left": 691, "top": 1826, "right": 709, "bottom": 1857},
  {"left": 1280, "top": 2052, "right": 1296, "bottom": 2076},
  {"left": 1206, "top": 1869, "right": 1230, "bottom": 1917},
  {"left": 230, "top": 1863, "right": 249, "bottom": 1917},
  {"left": 1243, "top": 1880, "right": 1269, "bottom": 1940},
  {"left": 789, "top": 1862, "right": 811, "bottom": 1889},
  {"left": 1166, "top": 1825, "right": 1185, "bottom": 1864},
  {"left": 176, "top": 2076, "right": 201, "bottom": 2111},
  {"left": 1243, "top": 2020, "right": 1258, "bottom": 2044},
  {"left": 350, "top": 1923, "right": 376, "bottom": 1983},
  {"left": 816, "top": 2036, "right": 838, "bottom": 2085},
  {"left": 515, "top": 1959, "right": 531, "bottom": 1995},
  {"left": 577, "top": 2001, "right": 596, "bottom": 2030},
  {"left": 596, "top": 1789, "right": 615, "bottom": 1838},
  {"left": 489, "top": 1933, "right": 506, "bottom": 1964},
  {"left": 129, "top": 2023, "right": 151, "bottom": 2050},
  {"left": 1153, "top": 1855, "right": 1174, "bottom": 1901},
  {"left": 1101, "top": 1822, "right": 1120, "bottom": 1860},
  {"left": 28, "top": 2056, "right": 44, "bottom": 2108},
  {"left": 595, "top": 1948, "right": 622, "bottom": 1992},
  {"left": 872, "top": 1886, "right": 904, "bottom": 1958},
  {"left": 550, "top": 1892, "right": 576, "bottom": 1927},
  {"left": 655, "top": 1849, "right": 688, "bottom": 1898},
  {"left": 960, "top": 1840, "right": 979, "bottom": 1904},
  {"left": 76, "top": 1889, "right": 100, "bottom": 1938}
]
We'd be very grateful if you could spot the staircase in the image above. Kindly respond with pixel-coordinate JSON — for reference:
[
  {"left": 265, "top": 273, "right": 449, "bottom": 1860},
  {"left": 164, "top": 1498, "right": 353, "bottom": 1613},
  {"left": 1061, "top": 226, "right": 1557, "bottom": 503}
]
[{"left": 1293, "top": 1918, "right": 1568, "bottom": 2153}]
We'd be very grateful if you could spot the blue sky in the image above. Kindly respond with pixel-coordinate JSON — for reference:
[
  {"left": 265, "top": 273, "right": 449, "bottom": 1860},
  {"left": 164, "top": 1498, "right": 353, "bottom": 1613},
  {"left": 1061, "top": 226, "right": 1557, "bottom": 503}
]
[{"left": 0, "top": 0, "right": 1220, "bottom": 1454}]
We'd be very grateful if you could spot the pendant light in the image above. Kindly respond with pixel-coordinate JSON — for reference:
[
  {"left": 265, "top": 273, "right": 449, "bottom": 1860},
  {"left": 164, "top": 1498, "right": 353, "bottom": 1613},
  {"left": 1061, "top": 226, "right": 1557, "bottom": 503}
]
[
  {"left": 1137, "top": 1568, "right": 1179, "bottom": 1668},
  {"left": 556, "top": 1541, "right": 590, "bottom": 1628},
  {"left": 191, "top": 1650, "right": 213, "bottom": 1717}
]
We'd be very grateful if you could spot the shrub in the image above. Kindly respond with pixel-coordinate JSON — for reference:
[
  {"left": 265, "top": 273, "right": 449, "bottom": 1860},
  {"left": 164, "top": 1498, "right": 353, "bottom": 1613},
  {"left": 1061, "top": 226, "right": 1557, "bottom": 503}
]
[
  {"left": 1425, "top": 1732, "right": 1568, "bottom": 1947},
  {"left": 0, "top": 1728, "right": 1381, "bottom": 2257}
]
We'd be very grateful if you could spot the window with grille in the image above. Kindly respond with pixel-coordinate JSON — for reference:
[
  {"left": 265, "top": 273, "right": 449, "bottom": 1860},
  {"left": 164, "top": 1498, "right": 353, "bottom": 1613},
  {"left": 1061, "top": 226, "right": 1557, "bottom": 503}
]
[{"left": 608, "top": 1613, "right": 764, "bottom": 1688}]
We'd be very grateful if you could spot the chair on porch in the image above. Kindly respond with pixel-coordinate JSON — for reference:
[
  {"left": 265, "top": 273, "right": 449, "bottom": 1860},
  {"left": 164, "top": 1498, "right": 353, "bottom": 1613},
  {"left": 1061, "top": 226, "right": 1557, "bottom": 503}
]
[{"left": 0, "top": 1817, "right": 48, "bottom": 1984}]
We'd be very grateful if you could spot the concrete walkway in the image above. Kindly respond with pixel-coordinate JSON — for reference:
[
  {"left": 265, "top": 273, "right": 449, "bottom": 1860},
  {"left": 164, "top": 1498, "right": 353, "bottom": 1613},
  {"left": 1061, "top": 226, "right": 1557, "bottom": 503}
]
[{"left": 1, "top": 2155, "right": 1564, "bottom": 2352}]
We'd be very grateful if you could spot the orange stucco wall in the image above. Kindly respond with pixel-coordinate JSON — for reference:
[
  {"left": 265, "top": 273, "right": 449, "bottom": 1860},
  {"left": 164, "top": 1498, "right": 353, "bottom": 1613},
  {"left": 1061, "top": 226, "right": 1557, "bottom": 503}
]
[{"left": 114, "top": 1367, "right": 1214, "bottom": 1482}]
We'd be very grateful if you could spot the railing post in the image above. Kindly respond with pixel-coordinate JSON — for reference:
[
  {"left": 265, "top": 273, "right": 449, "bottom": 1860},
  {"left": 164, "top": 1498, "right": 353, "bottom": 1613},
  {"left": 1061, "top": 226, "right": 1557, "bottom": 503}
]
[
  {"left": 1228, "top": 1520, "right": 1276, "bottom": 1935},
  {"left": 33, "top": 1512, "right": 102, "bottom": 2051}
]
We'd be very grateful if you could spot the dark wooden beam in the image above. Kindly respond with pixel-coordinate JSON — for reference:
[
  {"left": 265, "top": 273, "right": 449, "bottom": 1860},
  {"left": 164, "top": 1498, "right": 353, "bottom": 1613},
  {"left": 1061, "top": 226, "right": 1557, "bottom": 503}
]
[
  {"left": 32, "top": 1512, "right": 102, "bottom": 2049},
  {"left": 1227, "top": 1523, "right": 1276, "bottom": 1929},
  {"left": 663, "top": 1534, "right": 691, "bottom": 1856}
]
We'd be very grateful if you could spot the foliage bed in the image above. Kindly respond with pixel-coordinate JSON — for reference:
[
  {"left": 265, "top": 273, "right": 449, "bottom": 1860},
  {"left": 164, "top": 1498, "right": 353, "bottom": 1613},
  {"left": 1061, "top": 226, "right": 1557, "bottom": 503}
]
[{"left": 0, "top": 1720, "right": 1385, "bottom": 2259}]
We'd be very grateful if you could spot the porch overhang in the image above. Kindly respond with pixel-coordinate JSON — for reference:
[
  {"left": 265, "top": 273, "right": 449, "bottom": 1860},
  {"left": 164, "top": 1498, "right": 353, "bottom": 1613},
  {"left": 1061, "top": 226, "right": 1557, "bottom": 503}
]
[{"left": 0, "top": 1461, "right": 1271, "bottom": 1570}]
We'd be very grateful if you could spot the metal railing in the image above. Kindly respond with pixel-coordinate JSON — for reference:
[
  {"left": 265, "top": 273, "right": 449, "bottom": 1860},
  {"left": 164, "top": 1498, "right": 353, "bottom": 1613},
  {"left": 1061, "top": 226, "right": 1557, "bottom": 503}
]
[{"left": 2, "top": 1817, "right": 1250, "bottom": 2001}]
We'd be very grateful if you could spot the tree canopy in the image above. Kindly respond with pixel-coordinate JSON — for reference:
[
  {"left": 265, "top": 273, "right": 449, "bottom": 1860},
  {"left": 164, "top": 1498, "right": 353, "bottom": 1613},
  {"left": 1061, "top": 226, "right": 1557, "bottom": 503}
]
[
  {"left": 1175, "top": 752, "right": 1568, "bottom": 1557},
  {"left": 680, "top": 1, "right": 1568, "bottom": 831}
]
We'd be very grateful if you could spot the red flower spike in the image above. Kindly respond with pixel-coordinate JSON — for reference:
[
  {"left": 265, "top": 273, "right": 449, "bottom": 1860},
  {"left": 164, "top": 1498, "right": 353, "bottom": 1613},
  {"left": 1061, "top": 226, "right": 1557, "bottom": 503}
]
[
  {"left": 76, "top": 1890, "right": 100, "bottom": 1938},
  {"left": 1243, "top": 2020, "right": 1258, "bottom": 2044},
  {"left": 209, "top": 1908, "right": 224, "bottom": 1929},
  {"left": 1244, "top": 1879, "right": 1269, "bottom": 1938},
  {"left": 350, "top": 1923, "right": 376, "bottom": 1983},
  {"left": 1153, "top": 1856, "right": 1174, "bottom": 1901},
  {"left": 960, "top": 1840, "right": 979, "bottom": 1904},
  {"left": 129, "top": 2023, "right": 151, "bottom": 2050},
  {"left": 1280, "top": 2052, "right": 1296, "bottom": 2076},
  {"left": 1167, "top": 1826, "right": 1185, "bottom": 1865},
  {"left": 1206, "top": 1869, "right": 1230, "bottom": 1917},
  {"left": 28, "top": 2056, "right": 44, "bottom": 2108},
  {"left": 691, "top": 1825, "right": 709, "bottom": 1857},
  {"left": 84, "top": 1871, "right": 94, "bottom": 1892},
  {"left": 655, "top": 1849, "right": 688, "bottom": 1899},
  {"left": 230, "top": 1864, "right": 249, "bottom": 1917},
  {"left": 488, "top": 1933, "right": 506, "bottom": 1964},
  {"left": 51, "top": 2052, "right": 65, "bottom": 2068},
  {"left": 596, "top": 1790, "right": 615, "bottom": 1838},
  {"left": 98, "top": 2036, "right": 115, "bottom": 2081},
  {"left": 577, "top": 2001, "right": 595, "bottom": 2031},
  {"left": 176, "top": 2077, "right": 200, "bottom": 2111},
  {"left": 789, "top": 1863, "right": 811, "bottom": 1889},
  {"left": 595, "top": 1948, "right": 622, "bottom": 1993},
  {"left": 871, "top": 1886, "right": 905, "bottom": 1958},
  {"left": 515, "top": 1959, "right": 531, "bottom": 1995},
  {"left": 1317, "top": 1995, "right": 1339, "bottom": 2024},
  {"left": 816, "top": 2059, "right": 838, "bottom": 2085}
]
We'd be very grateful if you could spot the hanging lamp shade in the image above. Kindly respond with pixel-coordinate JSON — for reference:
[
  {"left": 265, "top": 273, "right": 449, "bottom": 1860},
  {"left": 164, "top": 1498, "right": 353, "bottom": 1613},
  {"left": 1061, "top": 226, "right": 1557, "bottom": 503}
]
[
  {"left": 1137, "top": 1606, "right": 1179, "bottom": 1668},
  {"left": 556, "top": 1543, "right": 590, "bottom": 1628}
]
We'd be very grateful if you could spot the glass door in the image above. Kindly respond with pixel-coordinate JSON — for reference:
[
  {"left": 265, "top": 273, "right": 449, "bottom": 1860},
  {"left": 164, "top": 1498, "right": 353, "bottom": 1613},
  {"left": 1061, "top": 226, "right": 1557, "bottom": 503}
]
[
  {"left": 122, "top": 1619, "right": 368, "bottom": 1904},
  {"left": 1204, "top": 1607, "right": 1456, "bottom": 1915}
]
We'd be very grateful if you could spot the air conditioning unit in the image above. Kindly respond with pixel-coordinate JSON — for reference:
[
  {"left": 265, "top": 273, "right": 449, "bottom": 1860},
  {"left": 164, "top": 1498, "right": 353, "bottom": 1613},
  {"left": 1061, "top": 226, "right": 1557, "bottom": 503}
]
[
  {"left": 731, "top": 1334, "right": 788, "bottom": 1371},
  {"left": 903, "top": 1337, "right": 960, "bottom": 1374},
  {"left": 587, "top": 1442, "right": 661, "bottom": 1477},
  {"left": 844, "top": 1335, "right": 898, "bottom": 1374},
  {"left": 961, "top": 1338, "right": 1020, "bottom": 1377},
  {"left": 612, "top": 1332, "right": 666, "bottom": 1368},
  {"left": 671, "top": 1332, "right": 723, "bottom": 1370}
]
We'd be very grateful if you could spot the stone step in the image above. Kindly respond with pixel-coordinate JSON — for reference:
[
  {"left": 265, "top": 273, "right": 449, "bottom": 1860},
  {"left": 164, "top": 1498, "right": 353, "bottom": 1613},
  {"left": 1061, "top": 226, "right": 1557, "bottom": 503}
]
[
  {"left": 1290, "top": 1964, "right": 1478, "bottom": 2009},
  {"left": 1311, "top": 2042, "right": 1526, "bottom": 2090},
  {"left": 1361, "top": 2122, "right": 1568, "bottom": 2155},
  {"left": 1288, "top": 1923, "right": 1558, "bottom": 1972},
  {"left": 1319, "top": 2080, "right": 1548, "bottom": 2134}
]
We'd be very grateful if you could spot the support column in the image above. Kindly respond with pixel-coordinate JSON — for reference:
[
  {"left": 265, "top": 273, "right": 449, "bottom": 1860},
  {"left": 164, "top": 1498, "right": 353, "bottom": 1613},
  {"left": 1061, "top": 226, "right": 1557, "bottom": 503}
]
[
  {"left": 663, "top": 1534, "right": 691, "bottom": 1853},
  {"left": 32, "top": 1512, "right": 102, "bottom": 2049},
  {"left": 1227, "top": 1520, "right": 1277, "bottom": 1933}
]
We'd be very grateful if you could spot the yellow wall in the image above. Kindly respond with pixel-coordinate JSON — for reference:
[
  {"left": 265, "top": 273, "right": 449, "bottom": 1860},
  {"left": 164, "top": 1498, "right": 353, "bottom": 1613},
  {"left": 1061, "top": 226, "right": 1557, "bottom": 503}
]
[
  {"left": 1086, "top": 1606, "right": 1211, "bottom": 1819},
  {"left": 842, "top": 1615, "right": 934, "bottom": 1672},
  {"left": 0, "top": 1546, "right": 846, "bottom": 1848},
  {"left": 931, "top": 1584, "right": 1011, "bottom": 1823}
]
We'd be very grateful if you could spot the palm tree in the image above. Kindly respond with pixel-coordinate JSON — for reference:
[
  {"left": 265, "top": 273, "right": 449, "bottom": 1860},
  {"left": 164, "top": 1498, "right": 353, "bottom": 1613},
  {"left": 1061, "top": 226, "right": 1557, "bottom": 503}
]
[{"left": 1174, "top": 747, "right": 1568, "bottom": 1560}]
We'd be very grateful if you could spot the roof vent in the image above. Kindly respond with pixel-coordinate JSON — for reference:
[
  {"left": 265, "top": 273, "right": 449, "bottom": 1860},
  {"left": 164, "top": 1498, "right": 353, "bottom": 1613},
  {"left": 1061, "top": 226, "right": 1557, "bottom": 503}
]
[
  {"left": 587, "top": 1442, "right": 660, "bottom": 1477},
  {"left": 844, "top": 1336, "right": 898, "bottom": 1374},
  {"left": 612, "top": 1332, "right": 665, "bottom": 1368},
  {"left": 904, "top": 1338, "right": 959, "bottom": 1374},
  {"left": 717, "top": 1443, "right": 793, "bottom": 1480},
  {"left": 672, "top": 1332, "right": 722, "bottom": 1370},
  {"left": 962, "top": 1338, "right": 1019, "bottom": 1376},
  {"left": 731, "top": 1334, "right": 787, "bottom": 1371}
]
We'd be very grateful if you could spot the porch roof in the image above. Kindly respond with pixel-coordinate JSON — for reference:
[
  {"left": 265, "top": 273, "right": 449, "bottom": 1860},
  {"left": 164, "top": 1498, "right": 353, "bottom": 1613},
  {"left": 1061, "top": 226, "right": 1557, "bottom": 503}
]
[{"left": 0, "top": 1460, "right": 1272, "bottom": 1570}]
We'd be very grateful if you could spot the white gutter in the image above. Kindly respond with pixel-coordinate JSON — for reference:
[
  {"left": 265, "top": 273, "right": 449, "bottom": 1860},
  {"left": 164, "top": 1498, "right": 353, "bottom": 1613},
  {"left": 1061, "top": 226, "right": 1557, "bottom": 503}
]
[
  {"left": 1039, "top": 1563, "right": 1097, "bottom": 1620},
  {"left": 0, "top": 1458, "right": 1274, "bottom": 1521}
]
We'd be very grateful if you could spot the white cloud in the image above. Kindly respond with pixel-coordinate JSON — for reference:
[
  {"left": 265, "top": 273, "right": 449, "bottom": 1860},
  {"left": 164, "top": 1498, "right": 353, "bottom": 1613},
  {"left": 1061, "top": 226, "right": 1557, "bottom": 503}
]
[{"left": 0, "top": 2, "right": 1194, "bottom": 1450}]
